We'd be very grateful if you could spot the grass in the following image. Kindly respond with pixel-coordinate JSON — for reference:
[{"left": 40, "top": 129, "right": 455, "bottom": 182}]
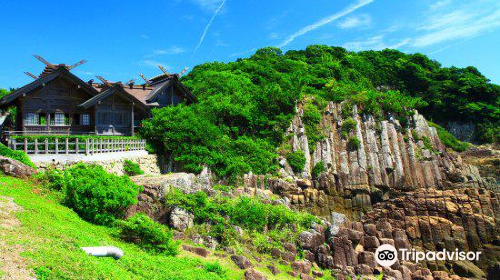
[{"left": 0, "top": 175, "right": 242, "bottom": 280}]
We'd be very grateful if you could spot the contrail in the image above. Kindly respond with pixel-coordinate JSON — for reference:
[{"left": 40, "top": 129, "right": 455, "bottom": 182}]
[
  {"left": 194, "top": 0, "right": 227, "bottom": 53},
  {"left": 278, "top": 0, "right": 376, "bottom": 48}
]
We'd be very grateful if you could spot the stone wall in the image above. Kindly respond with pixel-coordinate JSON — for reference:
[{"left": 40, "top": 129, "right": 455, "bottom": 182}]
[{"left": 35, "top": 153, "right": 165, "bottom": 175}]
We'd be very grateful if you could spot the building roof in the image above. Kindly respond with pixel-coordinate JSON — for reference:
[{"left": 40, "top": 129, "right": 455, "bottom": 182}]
[
  {"left": 0, "top": 67, "right": 99, "bottom": 107},
  {"left": 78, "top": 84, "right": 149, "bottom": 112}
]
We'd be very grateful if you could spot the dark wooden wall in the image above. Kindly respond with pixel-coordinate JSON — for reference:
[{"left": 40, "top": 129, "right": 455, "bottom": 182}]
[
  {"left": 18, "top": 77, "right": 94, "bottom": 134},
  {"left": 95, "top": 92, "right": 133, "bottom": 135},
  {"left": 151, "top": 84, "right": 184, "bottom": 108}
]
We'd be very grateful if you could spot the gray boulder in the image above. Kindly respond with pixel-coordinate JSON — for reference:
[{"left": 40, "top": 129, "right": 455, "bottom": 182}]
[
  {"left": 0, "top": 156, "right": 36, "bottom": 179},
  {"left": 168, "top": 206, "right": 193, "bottom": 231}
]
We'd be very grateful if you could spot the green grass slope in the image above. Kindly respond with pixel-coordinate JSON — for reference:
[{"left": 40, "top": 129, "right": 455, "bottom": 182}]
[{"left": 0, "top": 175, "right": 242, "bottom": 280}]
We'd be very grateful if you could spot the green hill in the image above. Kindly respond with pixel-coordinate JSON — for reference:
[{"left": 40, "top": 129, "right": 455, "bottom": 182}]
[
  {"left": 0, "top": 175, "right": 243, "bottom": 280},
  {"left": 141, "top": 45, "right": 498, "bottom": 180}
]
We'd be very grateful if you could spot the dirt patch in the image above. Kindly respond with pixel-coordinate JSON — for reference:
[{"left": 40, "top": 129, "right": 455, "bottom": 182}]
[{"left": 0, "top": 196, "right": 35, "bottom": 280}]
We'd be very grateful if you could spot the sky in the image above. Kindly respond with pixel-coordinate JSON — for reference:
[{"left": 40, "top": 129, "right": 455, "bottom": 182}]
[{"left": 0, "top": 0, "right": 499, "bottom": 89}]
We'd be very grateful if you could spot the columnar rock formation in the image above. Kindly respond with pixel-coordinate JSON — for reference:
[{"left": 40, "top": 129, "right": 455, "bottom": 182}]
[{"left": 243, "top": 101, "right": 498, "bottom": 278}]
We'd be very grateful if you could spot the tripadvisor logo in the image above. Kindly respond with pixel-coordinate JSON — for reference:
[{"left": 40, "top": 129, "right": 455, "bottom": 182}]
[
  {"left": 375, "top": 244, "right": 482, "bottom": 267},
  {"left": 375, "top": 244, "right": 398, "bottom": 266}
]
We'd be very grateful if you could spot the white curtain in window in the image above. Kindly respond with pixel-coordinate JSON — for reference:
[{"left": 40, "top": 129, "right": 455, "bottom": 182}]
[{"left": 25, "top": 113, "right": 39, "bottom": 125}]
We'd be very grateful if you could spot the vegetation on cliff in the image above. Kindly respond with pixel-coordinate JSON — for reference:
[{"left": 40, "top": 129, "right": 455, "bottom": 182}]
[
  {"left": 142, "top": 45, "right": 496, "bottom": 179},
  {"left": 164, "top": 188, "right": 319, "bottom": 249}
]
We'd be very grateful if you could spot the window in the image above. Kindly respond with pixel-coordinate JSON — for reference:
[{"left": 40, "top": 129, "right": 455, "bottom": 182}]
[
  {"left": 81, "top": 114, "right": 90, "bottom": 125},
  {"left": 25, "top": 113, "right": 39, "bottom": 125},
  {"left": 54, "top": 113, "right": 65, "bottom": 125}
]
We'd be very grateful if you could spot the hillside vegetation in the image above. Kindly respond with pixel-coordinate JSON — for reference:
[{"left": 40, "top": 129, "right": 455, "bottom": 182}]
[
  {"left": 141, "top": 46, "right": 498, "bottom": 179},
  {"left": 0, "top": 175, "right": 243, "bottom": 279}
]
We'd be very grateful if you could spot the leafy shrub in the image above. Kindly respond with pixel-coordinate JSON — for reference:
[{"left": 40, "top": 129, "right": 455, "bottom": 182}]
[
  {"left": 286, "top": 150, "right": 306, "bottom": 173},
  {"left": 0, "top": 143, "right": 35, "bottom": 168},
  {"left": 341, "top": 118, "right": 357, "bottom": 134},
  {"left": 204, "top": 261, "right": 227, "bottom": 276},
  {"left": 347, "top": 137, "right": 361, "bottom": 150},
  {"left": 312, "top": 161, "right": 325, "bottom": 178},
  {"left": 43, "top": 163, "right": 141, "bottom": 225},
  {"left": 115, "top": 213, "right": 179, "bottom": 256},
  {"left": 123, "top": 160, "right": 144, "bottom": 176},
  {"left": 428, "top": 121, "right": 469, "bottom": 152},
  {"left": 302, "top": 99, "right": 326, "bottom": 150}
]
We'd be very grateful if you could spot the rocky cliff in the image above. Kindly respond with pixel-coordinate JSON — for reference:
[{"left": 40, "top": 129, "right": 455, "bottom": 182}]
[{"left": 243, "top": 101, "right": 498, "bottom": 278}]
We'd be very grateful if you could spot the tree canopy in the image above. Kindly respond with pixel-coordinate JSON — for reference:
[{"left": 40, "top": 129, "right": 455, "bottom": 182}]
[{"left": 141, "top": 45, "right": 498, "bottom": 179}]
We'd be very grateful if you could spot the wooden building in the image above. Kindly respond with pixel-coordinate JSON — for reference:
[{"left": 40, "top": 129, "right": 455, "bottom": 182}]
[{"left": 0, "top": 63, "right": 196, "bottom": 136}]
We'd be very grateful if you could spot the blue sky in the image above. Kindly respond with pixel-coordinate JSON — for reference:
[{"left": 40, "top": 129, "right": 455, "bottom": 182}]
[{"left": 1, "top": 0, "right": 499, "bottom": 88}]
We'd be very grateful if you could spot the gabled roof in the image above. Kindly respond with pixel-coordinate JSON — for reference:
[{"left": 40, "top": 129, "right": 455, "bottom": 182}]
[
  {"left": 145, "top": 75, "right": 197, "bottom": 104},
  {"left": 0, "top": 67, "right": 99, "bottom": 107},
  {"left": 78, "top": 84, "right": 149, "bottom": 111}
]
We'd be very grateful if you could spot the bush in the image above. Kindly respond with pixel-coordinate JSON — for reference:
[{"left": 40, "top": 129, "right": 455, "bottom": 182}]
[
  {"left": 43, "top": 163, "right": 141, "bottom": 225},
  {"left": 204, "top": 261, "right": 227, "bottom": 276},
  {"left": 347, "top": 137, "right": 361, "bottom": 150},
  {"left": 115, "top": 213, "right": 179, "bottom": 256},
  {"left": 286, "top": 150, "right": 306, "bottom": 173},
  {"left": 123, "top": 160, "right": 144, "bottom": 176},
  {"left": 341, "top": 118, "right": 357, "bottom": 134},
  {"left": 164, "top": 189, "right": 319, "bottom": 245},
  {"left": 312, "top": 161, "right": 325, "bottom": 178},
  {"left": 0, "top": 143, "right": 35, "bottom": 168}
]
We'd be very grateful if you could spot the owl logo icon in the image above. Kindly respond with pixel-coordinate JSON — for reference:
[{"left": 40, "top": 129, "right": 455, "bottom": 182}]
[{"left": 375, "top": 244, "right": 398, "bottom": 266}]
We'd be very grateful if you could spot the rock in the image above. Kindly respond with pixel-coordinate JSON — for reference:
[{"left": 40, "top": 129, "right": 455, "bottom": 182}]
[
  {"left": 355, "top": 264, "right": 374, "bottom": 275},
  {"left": 452, "top": 260, "right": 486, "bottom": 278},
  {"left": 357, "top": 251, "right": 376, "bottom": 268},
  {"left": 244, "top": 268, "right": 267, "bottom": 280},
  {"left": 299, "top": 230, "right": 325, "bottom": 251},
  {"left": 168, "top": 206, "right": 193, "bottom": 231},
  {"left": 312, "top": 270, "right": 324, "bottom": 277},
  {"left": 270, "top": 248, "right": 281, "bottom": 259},
  {"left": 283, "top": 242, "right": 297, "bottom": 254},
  {"left": 203, "top": 236, "right": 218, "bottom": 250},
  {"left": 182, "top": 244, "right": 210, "bottom": 257},
  {"left": 287, "top": 271, "right": 298, "bottom": 277},
  {"left": 267, "top": 265, "right": 280, "bottom": 275},
  {"left": 0, "top": 156, "right": 36, "bottom": 178},
  {"left": 291, "top": 260, "right": 312, "bottom": 274},
  {"left": 329, "top": 212, "right": 347, "bottom": 236},
  {"left": 300, "top": 273, "right": 314, "bottom": 280},
  {"left": 231, "top": 255, "right": 252, "bottom": 269},
  {"left": 363, "top": 236, "right": 380, "bottom": 251},
  {"left": 281, "top": 251, "right": 296, "bottom": 262},
  {"left": 234, "top": 226, "right": 244, "bottom": 236}
]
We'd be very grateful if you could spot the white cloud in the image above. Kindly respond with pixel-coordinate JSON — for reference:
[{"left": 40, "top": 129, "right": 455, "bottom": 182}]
[
  {"left": 343, "top": 35, "right": 410, "bottom": 51},
  {"left": 152, "top": 46, "right": 186, "bottom": 56},
  {"left": 194, "top": 0, "right": 227, "bottom": 52},
  {"left": 188, "top": 0, "right": 225, "bottom": 13},
  {"left": 412, "top": 3, "right": 500, "bottom": 47},
  {"left": 338, "top": 14, "right": 372, "bottom": 29},
  {"left": 429, "top": 0, "right": 452, "bottom": 11},
  {"left": 140, "top": 60, "right": 173, "bottom": 69},
  {"left": 140, "top": 34, "right": 149, "bottom": 39},
  {"left": 277, "top": 0, "right": 376, "bottom": 48},
  {"left": 268, "top": 32, "right": 279, "bottom": 39}
]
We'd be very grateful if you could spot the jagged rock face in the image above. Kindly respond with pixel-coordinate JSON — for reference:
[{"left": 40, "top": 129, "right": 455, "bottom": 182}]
[
  {"left": 362, "top": 188, "right": 499, "bottom": 273},
  {"left": 246, "top": 102, "right": 493, "bottom": 220},
  {"left": 243, "top": 101, "right": 498, "bottom": 278}
]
